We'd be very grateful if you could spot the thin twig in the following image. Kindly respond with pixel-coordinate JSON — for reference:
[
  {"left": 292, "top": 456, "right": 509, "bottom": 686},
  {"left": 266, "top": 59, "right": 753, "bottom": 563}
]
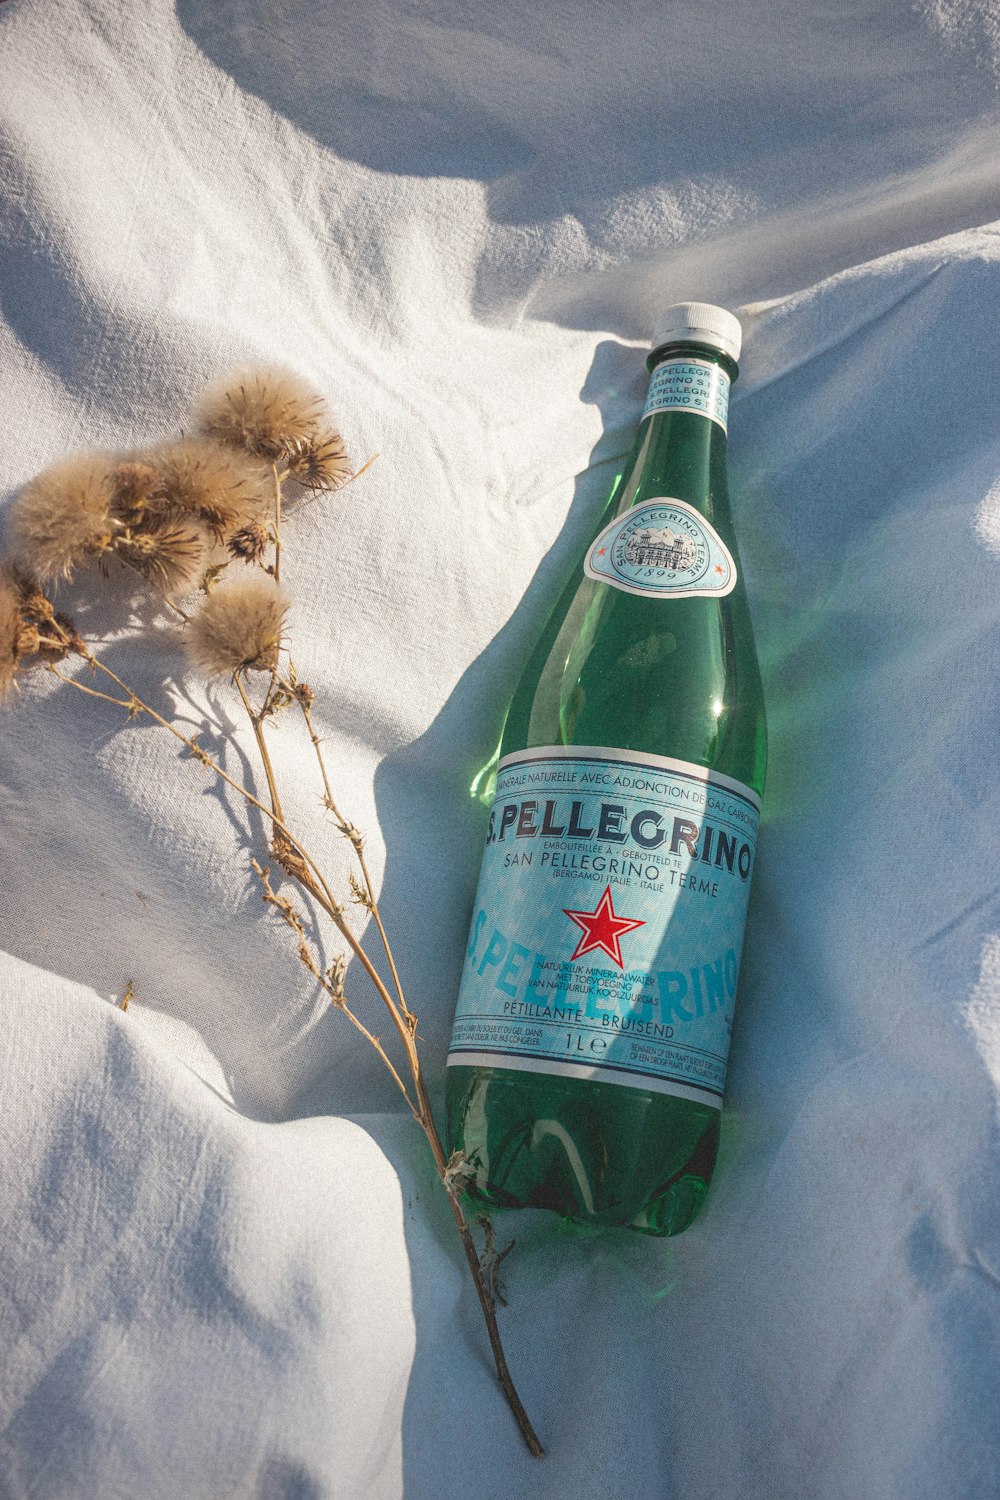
[
  {"left": 411, "top": 1069, "right": 544, "bottom": 1457},
  {"left": 162, "top": 596, "right": 191, "bottom": 623},
  {"left": 230, "top": 663, "right": 542, "bottom": 1455},
  {"left": 46, "top": 666, "right": 133, "bottom": 710},
  {"left": 294, "top": 685, "right": 413, "bottom": 1027},
  {"left": 250, "top": 858, "right": 417, "bottom": 1115},
  {"left": 336, "top": 1001, "right": 418, "bottom": 1113},
  {"left": 234, "top": 670, "right": 284, "bottom": 821}
]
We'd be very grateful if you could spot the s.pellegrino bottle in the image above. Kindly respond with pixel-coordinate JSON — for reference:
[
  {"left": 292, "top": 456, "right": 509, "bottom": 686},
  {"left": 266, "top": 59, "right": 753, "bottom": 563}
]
[{"left": 446, "top": 303, "right": 766, "bottom": 1235}]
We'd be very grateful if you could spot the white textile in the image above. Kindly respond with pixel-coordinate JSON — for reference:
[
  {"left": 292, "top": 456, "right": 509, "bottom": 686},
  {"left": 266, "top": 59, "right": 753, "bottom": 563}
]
[{"left": 1, "top": 1, "right": 1000, "bottom": 1495}]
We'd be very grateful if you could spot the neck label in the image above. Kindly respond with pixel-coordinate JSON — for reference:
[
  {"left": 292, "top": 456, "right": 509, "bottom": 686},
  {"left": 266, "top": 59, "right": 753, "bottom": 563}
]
[
  {"left": 642, "top": 357, "right": 730, "bottom": 431},
  {"left": 585, "top": 497, "right": 737, "bottom": 599}
]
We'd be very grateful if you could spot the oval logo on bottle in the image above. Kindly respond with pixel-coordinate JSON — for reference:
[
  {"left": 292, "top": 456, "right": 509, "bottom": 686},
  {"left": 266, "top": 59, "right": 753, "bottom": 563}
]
[{"left": 584, "top": 497, "right": 737, "bottom": 599}]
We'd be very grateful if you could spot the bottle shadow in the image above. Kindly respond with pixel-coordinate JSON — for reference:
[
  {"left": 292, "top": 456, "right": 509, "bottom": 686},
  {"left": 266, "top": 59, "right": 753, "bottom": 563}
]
[{"left": 363, "top": 338, "right": 641, "bottom": 1103}]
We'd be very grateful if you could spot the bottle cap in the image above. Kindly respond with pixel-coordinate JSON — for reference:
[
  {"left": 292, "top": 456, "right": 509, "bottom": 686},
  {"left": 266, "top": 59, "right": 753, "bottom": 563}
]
[{"left": 651, "top": 302, "right": 741, "bottom": 362}]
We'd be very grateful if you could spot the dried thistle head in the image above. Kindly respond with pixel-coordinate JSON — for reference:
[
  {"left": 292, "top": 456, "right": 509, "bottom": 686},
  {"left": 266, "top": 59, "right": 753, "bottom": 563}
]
[
  {"left": 9, "top": 452, "right": 119, "bottom": 582},
  {"left": 115, "top": 520, "right": 213, "bottom": 594},
  {"left": 151, "top": 438, "right": 272, "bottom": 540},
  {"left": 109, "top": 460, "right": 161, "bottom": 526},
  {"left": 185, "top": 573, "right": 289, "bottom": 676},
  {"left": 196, "top": 367, "right": 327, "bottom": 463},
  {"left": 285, "top": 428, "right": 353, "bottom": 492},
  {"left": 227, "top": 521, "right": 270, "bottom": 565},
  {"left": 0, "top": 563, "right": 76, "bottom": 700}
]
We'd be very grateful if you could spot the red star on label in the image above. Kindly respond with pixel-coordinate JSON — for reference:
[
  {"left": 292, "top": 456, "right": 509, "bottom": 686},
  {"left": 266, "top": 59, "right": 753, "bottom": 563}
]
[
  {"left": 596, "top": 547, "right": 607, "bottom": 556},
  {"left": 713, "top": 564, "right": 724, "bottom": 574},
  {"left": 562, "top": 885, "right": 646, "bottom": 969}
]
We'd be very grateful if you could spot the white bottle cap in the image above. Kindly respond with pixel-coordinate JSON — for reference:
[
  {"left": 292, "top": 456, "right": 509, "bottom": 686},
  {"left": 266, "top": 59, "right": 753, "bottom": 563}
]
[{"left": 651, "top": 302, "right": 742, "bottom": 362}]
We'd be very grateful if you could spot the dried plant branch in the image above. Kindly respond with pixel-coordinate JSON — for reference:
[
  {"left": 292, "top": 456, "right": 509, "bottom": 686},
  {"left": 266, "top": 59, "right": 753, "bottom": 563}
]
[
  {"left": 291, "top": 679, "right": 414, "bottom": 1028},
  {"left": 234, "top": 670, "right": 285, "bottom": 822},
  {"left": 229, "top": 637, "right": 541, "bottom": 1456},
  {"left": 50, "top": 636, "right": 424, "bottom": 1103},
  {"left": 477, "top": 1215, "right": 516, "bottom": 1309},
  {"left": 343, "top": 452, "right": 379, "bottom": 486},
  {"left": 250, "top": 858, "right": 417, "bottom": 1114},
  {"left": 4, "top": 367, "right": 544, "bottom": 1459},
  {"left": 46, "top": 665, "right": 134, "bottom": 712}
]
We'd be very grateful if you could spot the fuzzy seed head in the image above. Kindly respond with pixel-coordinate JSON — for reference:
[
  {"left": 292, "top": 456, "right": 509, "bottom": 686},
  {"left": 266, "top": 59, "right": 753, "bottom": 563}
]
[
  {"left": 227, "top": 521, "right": 270, "bottom": 565},
  {"left": 152, "top": 438, "right": 272, "bottom": 539},
  {"left": 185, "top": 573, "right": 289, "bottom": 676},
  {"left": 285, "top": 429, "right": 353, "bottom": 492},
  {"left": 10, "top": 452, "right": 119, "bottom": 582},
  {"left": 196, "top": 367, "right": 327, "bottom": 462},
  {"left": 116, "top": 521, "right": 213, "bottom": 594},
  {"left": 110, "top": 460, "right": 161, "bottom": 525}
]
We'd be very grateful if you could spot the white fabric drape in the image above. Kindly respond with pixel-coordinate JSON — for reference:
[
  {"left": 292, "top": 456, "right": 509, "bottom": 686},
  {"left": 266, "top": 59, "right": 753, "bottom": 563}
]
[{"left": 1, "top": 1, "right": 999, "bottom": 1494}]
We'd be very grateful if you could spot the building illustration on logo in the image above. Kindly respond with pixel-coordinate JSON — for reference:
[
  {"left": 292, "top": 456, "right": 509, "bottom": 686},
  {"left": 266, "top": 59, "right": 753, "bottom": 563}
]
[
  {"left": 623, "top": 525, "right": 697, "bottom": 572},
  {"left": 585, "top": 497, "right": 736, "bottom": 598}
]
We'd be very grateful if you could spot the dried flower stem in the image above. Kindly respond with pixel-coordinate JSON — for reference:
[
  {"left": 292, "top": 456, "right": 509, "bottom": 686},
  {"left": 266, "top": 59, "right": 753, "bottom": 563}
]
[
  {"left": 411, "top": 1067, "right": 543, "bottom": 1455},
  {"left": 228, "top": 655, "right": 542, "bottom": 1457},
  {"left": 239, "top": 471, "right": 546, "bottom": 1442},
  {"left": 293, "top": 686, "right": 413, "bottom": 1025},
  {"left": 35, "top": 441, "right": 543, "bottom": 1455},
  {"left": 230, "top": 666, "right": 419, "bottom": 1068},
  {"left": 234, "top": 671, "right": 285, "bottom": 821},
  {"left": 162, "top": 596, "right": 191, "bottom": 623},
  {"left": 250, "top": 858, "right": 416, "bottom": 1112},
  {"left": 250, "top": 449, "right": 410, "bottom": 1027},
  {"left": 46, "top": 666, "right": 134, "bottom": 711}
]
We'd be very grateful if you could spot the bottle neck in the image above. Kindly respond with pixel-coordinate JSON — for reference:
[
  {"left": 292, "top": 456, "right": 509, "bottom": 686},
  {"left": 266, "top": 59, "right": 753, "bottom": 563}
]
[
  {"left": 642, "top": 341, "right": 736, "bottom": 437},
  {"left": 607, "top": 342, "right": 735, "bottom": 525}
]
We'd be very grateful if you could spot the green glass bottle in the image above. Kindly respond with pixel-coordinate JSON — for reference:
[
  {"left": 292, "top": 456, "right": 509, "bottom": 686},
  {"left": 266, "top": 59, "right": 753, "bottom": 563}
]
[{"left": 446, "top": 304, "right": 766, "bottom": 1235}]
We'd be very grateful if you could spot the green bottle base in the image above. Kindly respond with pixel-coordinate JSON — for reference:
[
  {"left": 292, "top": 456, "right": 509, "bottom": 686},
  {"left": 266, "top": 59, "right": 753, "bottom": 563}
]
[{"left": 445, "top": 1064, "right": 720, "bottom": 1236}]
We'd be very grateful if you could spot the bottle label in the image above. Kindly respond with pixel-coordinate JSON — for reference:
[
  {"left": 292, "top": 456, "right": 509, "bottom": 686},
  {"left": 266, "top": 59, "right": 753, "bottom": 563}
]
[
  {"left": 448, "top": 745, "right": 760, "bottom": 1108},
  {"left": 642, "top": 356, "right": 730, "bottom": 431},
  {"left": 584, "top": 497, "right": 737, "bottom": 599}
]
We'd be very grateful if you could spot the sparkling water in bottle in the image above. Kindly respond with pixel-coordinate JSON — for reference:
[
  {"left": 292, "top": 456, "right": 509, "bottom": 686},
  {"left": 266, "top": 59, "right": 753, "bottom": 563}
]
[{"left": 446, "top": 304, "right": 766, "bottom": 1235}]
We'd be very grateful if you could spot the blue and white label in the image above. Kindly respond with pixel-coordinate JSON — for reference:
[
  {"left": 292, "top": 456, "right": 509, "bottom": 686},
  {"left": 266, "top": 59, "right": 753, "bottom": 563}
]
[
  {"left": 642, "top": 357, "right": 730, "bottom": 431},
  {"left": 584, "top": 497, "right": 737, "bottom": 599},
  {"left": 448, "top": 745, "right": 761, "bottom": 1107}
]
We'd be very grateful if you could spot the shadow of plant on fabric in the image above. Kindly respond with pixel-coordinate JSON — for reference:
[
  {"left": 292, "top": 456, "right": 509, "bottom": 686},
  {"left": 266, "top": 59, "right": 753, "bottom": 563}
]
[{"left": 0, "top": 366, "right": 543, "bottom": 1459}]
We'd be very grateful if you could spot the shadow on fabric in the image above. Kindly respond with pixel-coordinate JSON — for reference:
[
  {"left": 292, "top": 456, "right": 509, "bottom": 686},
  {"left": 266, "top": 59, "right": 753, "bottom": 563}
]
[
  {"left": 357, "top": 339, "right": 648, "bottom": 1491},
  {"left": 176, "top": 0, "right": 1000, "bottom": 330}
]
